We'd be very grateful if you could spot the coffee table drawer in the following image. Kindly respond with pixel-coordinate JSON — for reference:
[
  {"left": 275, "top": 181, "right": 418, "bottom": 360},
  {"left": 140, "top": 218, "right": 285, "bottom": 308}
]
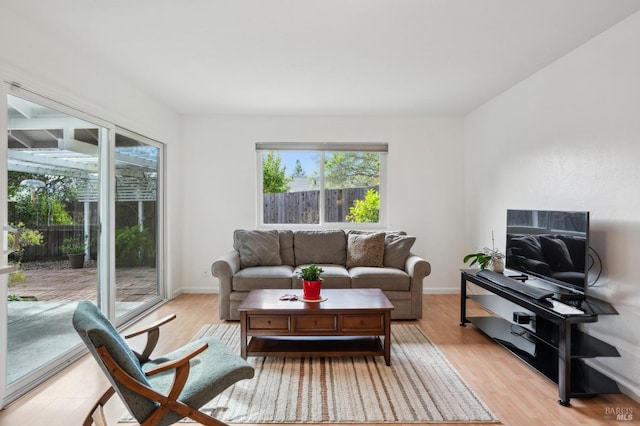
[
  {"left": 342, "top": 315, "right": 384, "bottom": 332},
  {"left": 248, "top": 315, "right": 290, "bottom": 331},
  {"left": 294, "top": 315, "right": 337, "bottom": 331}
]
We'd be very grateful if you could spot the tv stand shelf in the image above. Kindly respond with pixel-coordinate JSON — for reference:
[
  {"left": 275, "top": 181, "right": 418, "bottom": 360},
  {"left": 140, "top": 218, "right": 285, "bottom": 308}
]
[{"left": 460, "top": 269, "right": 620, "bottom": 406}]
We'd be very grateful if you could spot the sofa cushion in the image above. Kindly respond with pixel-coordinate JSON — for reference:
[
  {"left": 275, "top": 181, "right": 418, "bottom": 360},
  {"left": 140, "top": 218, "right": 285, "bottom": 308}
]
[
  {"left": 233, "top": 229, "right": 282, "bottom": 268},
  {"left": 509, "top": 235, "right": 546, "bottom": 263},
  {"left": 294, "top": 230, "right": 347, "bottom": 265},
  {"left": 523, "top": 258, "right": 553, "bottom": 276},
  {"left": 346, "top": 232, "right": 385, "bottom": 268},
  {"left": 278, "top": 230, "right": 295, "bottom": 266},
  {"left": 383, "top": 233, "right": 416, "bottom": 269},
  {"left": 350, "top": 267, "right": 411, "bottom": 291},
  {"left": 232, "top": 265, "right": 294, "bottom": 291}
]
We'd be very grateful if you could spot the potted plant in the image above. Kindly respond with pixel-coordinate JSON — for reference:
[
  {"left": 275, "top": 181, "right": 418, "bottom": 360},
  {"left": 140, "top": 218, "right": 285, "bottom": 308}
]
[
  {"left": 463, "top": 232, "right": 505, "bottom": 273},
  {"left": 297, "top": 264, "right": 324, "bottom": 300},
  {"left": 115, "top": 225, "right": 153, "bottom": 267},
  {"left": 61, "top": 236, "right": 87, "bottom": 269}
]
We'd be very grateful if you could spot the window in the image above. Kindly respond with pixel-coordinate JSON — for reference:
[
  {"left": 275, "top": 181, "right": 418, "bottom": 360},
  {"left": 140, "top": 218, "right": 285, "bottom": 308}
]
[{"left": 256, "top": 143, "right": 387, "bottom": 226}]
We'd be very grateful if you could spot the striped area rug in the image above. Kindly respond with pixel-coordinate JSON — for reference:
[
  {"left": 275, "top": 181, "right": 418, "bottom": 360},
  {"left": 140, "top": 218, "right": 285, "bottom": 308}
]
[{"left": 183, "top": 324, "right": 499, "bottom": 424}]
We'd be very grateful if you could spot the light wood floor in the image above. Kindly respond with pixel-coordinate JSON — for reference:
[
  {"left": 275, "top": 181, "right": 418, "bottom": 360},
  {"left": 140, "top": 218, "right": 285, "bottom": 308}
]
[{"left": 1, "top": 294, "right": 637, "bottom": 425}]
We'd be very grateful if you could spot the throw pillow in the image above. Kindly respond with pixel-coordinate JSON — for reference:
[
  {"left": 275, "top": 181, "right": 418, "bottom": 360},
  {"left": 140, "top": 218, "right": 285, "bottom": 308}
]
[
  {"left": 294, "top": 230, "right": 347, "bottom": 265},
  {"left": 383, "top": 233, "right": 416, "bottom": 269},
  {"left": 558, "top": 235, "right": 586, "bottom": 270},
  {"left": 346, "top": 232, "right": 385, "bottom": 268},
  {"left": 233, "top": 229, "right": 282, "bottom": 268}
]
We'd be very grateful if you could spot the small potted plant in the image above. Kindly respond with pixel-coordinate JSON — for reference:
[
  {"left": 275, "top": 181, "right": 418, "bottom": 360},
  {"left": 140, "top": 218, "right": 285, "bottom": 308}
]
[
  {"left": 463, "top": 232, "right": 505, "bottom": 273},
  {"left": 61, "top": 236, "right": 87, "bottom": 269},
  {"left": 297, "top": 264, "right": 324, "bottom": 300}
]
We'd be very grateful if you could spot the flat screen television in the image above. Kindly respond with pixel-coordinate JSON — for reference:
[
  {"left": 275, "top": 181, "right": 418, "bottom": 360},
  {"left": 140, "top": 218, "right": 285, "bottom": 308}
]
[{"left": 506, "top": 209, "right": 590, "bottom": 300}]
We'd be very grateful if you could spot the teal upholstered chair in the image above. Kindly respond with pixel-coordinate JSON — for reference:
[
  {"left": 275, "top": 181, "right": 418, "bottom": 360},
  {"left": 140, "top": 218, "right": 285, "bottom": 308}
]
[{"left": 72, "top": 301, "right": 254, "bottom": 426}]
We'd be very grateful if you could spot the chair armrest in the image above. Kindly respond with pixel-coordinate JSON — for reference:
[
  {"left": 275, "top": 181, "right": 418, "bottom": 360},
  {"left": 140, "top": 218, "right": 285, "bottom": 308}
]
[
  {"left": 124, "top": 314, "right": 176, "bottom": 339},
  {"left": 144, "top": 343, "right": 208, "bottom": 377},
  {"left": 124, "top": 314, "right": 177, "bottom": 363}
]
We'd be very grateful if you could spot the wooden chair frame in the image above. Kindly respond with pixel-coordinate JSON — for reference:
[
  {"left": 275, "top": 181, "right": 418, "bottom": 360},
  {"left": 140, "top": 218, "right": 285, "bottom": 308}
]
[{"left": 84, "top": 314, "right": 227, "bottom": 426}]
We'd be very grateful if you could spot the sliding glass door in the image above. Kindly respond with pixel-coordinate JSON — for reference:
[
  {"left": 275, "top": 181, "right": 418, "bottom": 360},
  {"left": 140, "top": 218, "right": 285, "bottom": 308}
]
[
  {"left": 114, "top": 129, "right": 163, "bottom": 322},
  {"left": 1, "top": 85, "right": 165, "bottom": 404}
]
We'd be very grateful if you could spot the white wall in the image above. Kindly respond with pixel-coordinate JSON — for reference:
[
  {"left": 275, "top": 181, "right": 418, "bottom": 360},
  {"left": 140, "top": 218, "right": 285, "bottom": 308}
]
[
  {"left": 0, "top": 8, "right": 182, "bottom": 295},
  {"left": 463, "top": 12, "right": 640, "bottom": 401},
  {"left": 180, "top": 115, "right": 464, "bottom": 295}
]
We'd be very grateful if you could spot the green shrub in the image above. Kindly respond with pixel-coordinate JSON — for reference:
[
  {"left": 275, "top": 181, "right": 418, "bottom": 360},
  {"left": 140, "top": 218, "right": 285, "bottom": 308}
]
[
  {"left": 346, "top": 189, "right": 380, "bottom": 223},
  {"left": 7, "top": 222, "right": 44, "bottom": 264},
  {"left": 115, "top": 225, "right": 153, "bottom": 266},
  {"left": 8, "top": 270, "right": 27, "bottom": 288}
]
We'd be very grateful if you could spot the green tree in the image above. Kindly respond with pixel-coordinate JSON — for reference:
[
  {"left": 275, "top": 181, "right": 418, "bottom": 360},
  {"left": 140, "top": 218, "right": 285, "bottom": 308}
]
[
  {"left": 324, "top": 152, "right": 379, "bottom": 189},
  {"left": 8, "top": 172, "right": 76, "bottom": 226},
  {"left": 262, "top": 151, "right": 292, "bottom": 193},
  {"left": 346, "top": 189, "right": 380, "bottom": 223},
  {"left": 291, "top": 159, "right": 306, "bottom": 178}
]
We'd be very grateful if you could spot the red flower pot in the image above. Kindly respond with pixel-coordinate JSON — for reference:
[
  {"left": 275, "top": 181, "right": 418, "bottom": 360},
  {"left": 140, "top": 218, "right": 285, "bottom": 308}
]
[{"left": 302, "top": 280, "right": 322, "bottom": 300}]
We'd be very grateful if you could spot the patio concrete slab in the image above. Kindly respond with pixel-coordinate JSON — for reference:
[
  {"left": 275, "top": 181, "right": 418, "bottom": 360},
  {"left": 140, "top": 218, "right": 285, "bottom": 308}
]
[{"left": 7, "top": 300, "right": 146, "bottom": 385}]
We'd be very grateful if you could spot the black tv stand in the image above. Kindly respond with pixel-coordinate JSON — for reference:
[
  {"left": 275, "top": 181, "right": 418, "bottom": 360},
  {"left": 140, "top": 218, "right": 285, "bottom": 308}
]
[
  {"left": 557, "top": 297, "right": 583, "bottom": 307},
  {"left": 460, "top": 269, "right": 620, "bottom": 406}
]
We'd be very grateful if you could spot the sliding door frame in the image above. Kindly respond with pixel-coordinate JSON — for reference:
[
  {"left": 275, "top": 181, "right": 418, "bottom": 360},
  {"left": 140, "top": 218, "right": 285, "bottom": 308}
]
[
  {"left": 113, "top": 126, "right": 166, "bottom": 326},
  {"left": 1, "top": 82, "right": 167, "bottom": 405}
]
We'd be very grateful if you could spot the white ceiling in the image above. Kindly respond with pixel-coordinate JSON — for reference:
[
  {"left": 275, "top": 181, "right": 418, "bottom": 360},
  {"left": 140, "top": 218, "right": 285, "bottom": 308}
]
[{"left": 4, "top": 0, "right": 640, "bottom": 116}]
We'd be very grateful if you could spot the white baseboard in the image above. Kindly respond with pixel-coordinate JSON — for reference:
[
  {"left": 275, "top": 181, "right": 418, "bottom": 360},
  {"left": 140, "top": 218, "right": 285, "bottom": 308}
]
[
  {"left": 423, "top": 287, "right": 460, "bottom": 294},
  {"left": 180, "top": 285, "right": 218, "bottom": 294}
]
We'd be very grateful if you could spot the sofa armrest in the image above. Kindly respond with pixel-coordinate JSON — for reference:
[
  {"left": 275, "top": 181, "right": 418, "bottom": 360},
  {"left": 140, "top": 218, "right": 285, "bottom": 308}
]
[
  {"left": 212, "top": 250, "right": 240, "bottom": 320},
  {"left": 405, "top": 254, "right": 431, "bottom": 281},
  {"left": 405, "top": 254, "right": 431, "bottom": 319}
]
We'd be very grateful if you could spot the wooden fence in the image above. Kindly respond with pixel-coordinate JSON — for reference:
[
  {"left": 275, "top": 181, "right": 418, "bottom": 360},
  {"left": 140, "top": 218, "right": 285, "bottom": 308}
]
[
  {"left": 263, "top": 187, "right": 376, "bottom": 224},
  {"left": 12, "top": 199, "right": 157, "bottom": 262},
  {"left": 19, "top": 226, "right": 98, "bottom": 262}
]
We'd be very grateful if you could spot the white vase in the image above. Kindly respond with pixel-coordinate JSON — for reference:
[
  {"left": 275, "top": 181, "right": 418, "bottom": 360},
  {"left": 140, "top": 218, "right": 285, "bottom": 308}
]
[{"left": 491, "top": 258, "right": 504, "bottom": 273}]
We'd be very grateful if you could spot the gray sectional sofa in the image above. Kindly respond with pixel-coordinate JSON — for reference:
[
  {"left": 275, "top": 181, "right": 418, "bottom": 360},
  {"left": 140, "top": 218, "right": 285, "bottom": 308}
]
[{"left": 211, "top": 229, "right": 431, "bottom": 320}]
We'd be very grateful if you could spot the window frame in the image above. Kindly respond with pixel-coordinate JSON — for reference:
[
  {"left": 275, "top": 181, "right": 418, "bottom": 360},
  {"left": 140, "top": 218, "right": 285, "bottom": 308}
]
[{"left": 256, "top": 142, "right": 388, "bottom": 229}]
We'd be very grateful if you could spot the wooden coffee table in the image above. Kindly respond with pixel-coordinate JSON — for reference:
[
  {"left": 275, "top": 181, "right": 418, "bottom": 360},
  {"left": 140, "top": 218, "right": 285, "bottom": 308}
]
[{"left": 237, "top": 288, "right": 394, "bottom": 365}]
